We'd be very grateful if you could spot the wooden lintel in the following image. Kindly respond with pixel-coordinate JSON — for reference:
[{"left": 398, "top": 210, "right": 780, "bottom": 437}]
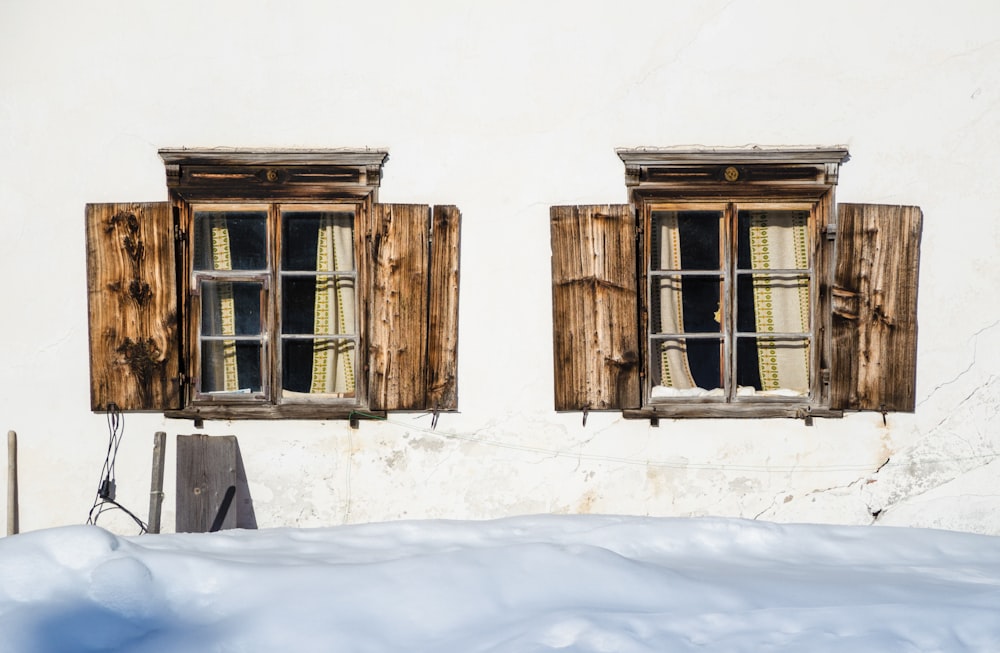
[
  {"left": 159, "top": 148, "right": 389, "bottom": 168},
  {"left": 616, "top": 146, "right": 850, "bottom": 167}
]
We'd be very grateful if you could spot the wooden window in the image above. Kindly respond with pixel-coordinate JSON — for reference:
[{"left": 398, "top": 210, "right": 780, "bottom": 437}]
[
  {"left": 550, "top": 148, "right": 922, "bottom": 419},
  {"left": 86, "top": 150, "right": 461, "bottom": 421}
]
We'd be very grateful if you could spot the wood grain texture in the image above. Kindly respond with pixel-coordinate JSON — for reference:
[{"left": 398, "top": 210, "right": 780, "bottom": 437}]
[
  {"left": 550, "top": 205, "right": 640, "bottom": 411},
  {"left": 147, "top": 431, "right": 166, "bottom": 534},
  {"left": 367, "top": 204, "right": 431, "bottom": 411},
  {"left": 176, "top": 434, "right": 238, "bottom": 533},
  {"left": 831, "top": 203, "right": 922, "bottom": 411},
  {"left": 160, "top": 149, "right": 387, "bottom": 202},
  {"left": 86, "top": 202, "right": 180, "bottom": 411},
  {"left": 7, "top": 431, "right": 17, "bottom": 536},
  {"left": 426, "top": 205, "right": 461, "bottom": 411}
]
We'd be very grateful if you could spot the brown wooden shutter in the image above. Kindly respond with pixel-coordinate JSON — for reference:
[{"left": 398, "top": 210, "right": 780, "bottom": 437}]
[
  {"left": 831, "top": 203, "right": 922, "bottom": 411},
  {"left": 426, "top": 205, "right": 461, "bottom": 411},
  {"left": 86, "top": 202, "right": 181, "bottom": 411},
  {"left": 550, "top": 205, "right": 640, "bottom": 411},
  {"left": 368, "top": 204, "right": 461, "bottom": 412}
]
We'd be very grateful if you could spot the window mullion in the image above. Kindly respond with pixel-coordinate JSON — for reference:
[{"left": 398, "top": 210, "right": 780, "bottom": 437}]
[
  {"left": 725, "top": 203, "right": 737, "bottom": 402},
  {"left": 268, "top": 203, "right": 281, "bottom": 404}
]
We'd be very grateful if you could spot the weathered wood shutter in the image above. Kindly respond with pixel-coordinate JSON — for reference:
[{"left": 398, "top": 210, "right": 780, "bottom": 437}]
[
  {"left": 86, "top": 202, "right": 181, "bottom": 411},
  {"left": 368, "top": 204, "right": 461, "bottom": 411},
  {"left": 550, "top": 205, "right": 640, "bottom": 411},
  {"left": 831, "top": 203, "right": 922, "bottom": 411},
  {"left": 426, "top": 205, "right": 461, "bottom": 410}
]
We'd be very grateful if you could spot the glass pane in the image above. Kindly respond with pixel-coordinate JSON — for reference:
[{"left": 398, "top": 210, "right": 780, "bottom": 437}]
[
  {"left": 650, "top": 210, "right": 722, "bottom": 272},
  {"left": 737, "top": 210, "right": 810, "bottom": 271},
  {"left": 650, "top": 337, "right": 723, "bottom": 397},
  {"left": 282, "top": 276, "right": 356, "bottom": 335},
  {"left": 737, "top": 337, "right": 809, "bottom": 396},
  {"left": 650, "top": 275, "right": 722, "bottom": 334},
  {"left": 736, "top": 273, "right": 810, "bottom": 334},
  {"left": 282, "top": 211, "right": 356, "bottom": 272},
  {"left": 200, "top": 340, "right": 263, "bottom": 394},
  {"left": 735, "top": 209, "right": 812, "bottom": 399},
  {"left": 193, "top": 211, "right": 267, "bottom": 271},
  {"left": 201, "top": 281, "right": 263, "bottom": 337},
  {"left": 282, "top": 338, "right": 356, "bottom": 396}
]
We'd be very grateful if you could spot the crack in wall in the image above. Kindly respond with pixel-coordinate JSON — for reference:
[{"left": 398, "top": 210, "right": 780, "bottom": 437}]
[
  {"left": 862, "top": 374, "right": 1000, "bottom": 523},
  {"left": 918, "top": 320, "right": 999, "bottom": 409}
]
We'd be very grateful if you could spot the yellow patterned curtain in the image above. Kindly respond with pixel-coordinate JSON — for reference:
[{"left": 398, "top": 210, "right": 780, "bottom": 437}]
[
  {"left": 209, "top": 218, "right": 239, "bottom": 392},
  {"left": 748, "top": 211, "right": 810, "bottom": 394},
  {"left": 309, "top": 216, "right": 356, "bottom": 395}
]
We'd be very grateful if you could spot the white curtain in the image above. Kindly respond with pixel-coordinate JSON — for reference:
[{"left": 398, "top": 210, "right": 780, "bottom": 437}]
[{"left": 655, "top": 213, "right": 698, "bottom": 390}]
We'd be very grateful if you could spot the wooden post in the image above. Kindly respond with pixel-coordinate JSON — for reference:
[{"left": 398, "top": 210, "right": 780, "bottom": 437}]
[
  {"left": 7, "top": 431, "right": 18, "bottom": 536},
  {"left": 147, "top": 431, "right": 166, "bottom": 534}
]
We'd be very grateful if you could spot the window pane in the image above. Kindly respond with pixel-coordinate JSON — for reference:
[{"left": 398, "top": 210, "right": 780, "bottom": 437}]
[
  {"left": 201, "top": 281, "right": 263, "bottom": 337},
  {"left": 282, "top": 276, "right": 356, "bottom": 335},
  {"left": 282, "top": 211, "right": 356, "bottom": 272},
  {"left": 651, "top": 210, "right": 722, "bottom": 271},
  {"left": 737, "top": 210, "right": 810, "bottom": 271},
  {"left": 736, "top": 273, "right": 810, "bottom": 334},
  {"left": 282, "top": 338, "right": 356, "bottom": 396},
  {"left": 193, "top": 211, "right": 267, "bottom": 271},
  {"left": 650, "top": 337, "right": 723, "bottom": 396},
  {"left": 200, "top": 340, "right": 263, "bottom": 394},
  {"left": 280, "top": 209, "right": 358, "bottom": 390},
  {"left": 737, "top": 337, "right": 809, "bottom": 396},
  {"left": 650, "top": 275, "right": 722, "bottom": 334},
  {"left": 735, "top": 209, "right": 812, "bottom": 399}
]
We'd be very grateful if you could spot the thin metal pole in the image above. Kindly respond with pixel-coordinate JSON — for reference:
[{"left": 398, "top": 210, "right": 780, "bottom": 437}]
[
  {"left": 147, "top": 431, "right": 166, "bottom": 534},
  {"left": 7, "top": 431, "right": 18, "bottom": 536}
]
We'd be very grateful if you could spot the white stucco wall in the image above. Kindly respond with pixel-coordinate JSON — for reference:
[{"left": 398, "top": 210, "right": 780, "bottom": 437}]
[{"left": 2, "top": 0, "right": 999, "bottom": 536}]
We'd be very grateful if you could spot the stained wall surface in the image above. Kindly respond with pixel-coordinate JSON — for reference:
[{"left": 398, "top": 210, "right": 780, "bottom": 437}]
[{"left": 2, "top": 0, "right": 999, "bottom": 535}]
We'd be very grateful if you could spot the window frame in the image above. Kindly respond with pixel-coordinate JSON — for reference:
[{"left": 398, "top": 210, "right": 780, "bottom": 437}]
[
  {"left": 642, "top": 199, "right": 822, "bottom": 407},
  {"left": 185, "top": 200, "right": 366, "bottom": 409},
  {"left": 159, "top": 150, "right": 386, "bottom": 421},
  {"left": 622, "top": 147, "right": 844, "bottom": 419}
]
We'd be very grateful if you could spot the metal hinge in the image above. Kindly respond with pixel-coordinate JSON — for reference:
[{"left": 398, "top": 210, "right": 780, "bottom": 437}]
[
  {"left": 173, "top": 206, "right": 186, "bottom": 242},
  {"left": 823, "top": 224, "right": 837, "bottom": 240}
]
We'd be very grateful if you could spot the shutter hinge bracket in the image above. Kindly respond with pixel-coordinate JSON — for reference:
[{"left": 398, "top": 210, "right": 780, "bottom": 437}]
[
  {"left": 173, "top": 206, "right": 186, "bottom": 242},
  {"left": 823, "top": 224, "right": 837, "bottom": 240}
]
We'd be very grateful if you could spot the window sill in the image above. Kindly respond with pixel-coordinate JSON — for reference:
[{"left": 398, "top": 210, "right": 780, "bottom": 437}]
[
  {"left": 164, "top": 404, "right": 387, "bottom": 422},
  {"left": 623, "top": 405, "right": 843, "bottom": 420}
]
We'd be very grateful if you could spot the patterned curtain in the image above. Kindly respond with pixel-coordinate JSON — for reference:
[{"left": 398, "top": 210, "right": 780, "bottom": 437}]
[
  {"left": 655, "top": 214, "right": 697, "bottom": 389},
  {"left": 208, "top": 217, "right": 239, "bottom": 393},
  {"left": 309, "top": 216, "right": 356, "bottom": 395},
  {"left": 747, "top": 211, "right": 810, "bottom": 393}
]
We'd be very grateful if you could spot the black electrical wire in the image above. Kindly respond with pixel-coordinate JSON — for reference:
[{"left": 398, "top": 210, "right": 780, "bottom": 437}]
[{"left": 86, "top": 404, "right": 147, "bottom": 534}]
